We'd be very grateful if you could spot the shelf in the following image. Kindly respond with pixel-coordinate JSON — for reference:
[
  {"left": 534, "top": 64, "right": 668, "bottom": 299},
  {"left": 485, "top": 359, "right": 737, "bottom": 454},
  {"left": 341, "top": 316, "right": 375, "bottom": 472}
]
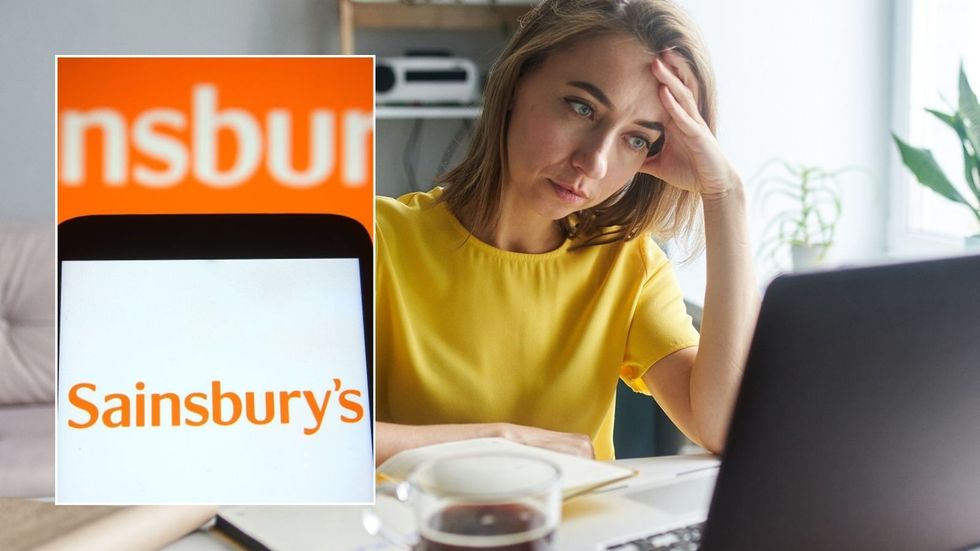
[
  {"left": 339, "top": 0, "right": 531, "bottom": 54},
  {"left": 353, "top": 0, "right": 532, "bottom": 5},
  {"left": 376, "top": 105, "right": 482, "bottom": 119},
  {"left": 353, "top": 3, "right": 528, "bottom": 30}
]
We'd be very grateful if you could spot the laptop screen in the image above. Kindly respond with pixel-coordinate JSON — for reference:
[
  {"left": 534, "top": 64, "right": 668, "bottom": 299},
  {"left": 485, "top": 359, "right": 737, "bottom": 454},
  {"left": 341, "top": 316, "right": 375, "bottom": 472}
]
[{"left": 700, "top": 255, "right": 980, "bottom": 551}]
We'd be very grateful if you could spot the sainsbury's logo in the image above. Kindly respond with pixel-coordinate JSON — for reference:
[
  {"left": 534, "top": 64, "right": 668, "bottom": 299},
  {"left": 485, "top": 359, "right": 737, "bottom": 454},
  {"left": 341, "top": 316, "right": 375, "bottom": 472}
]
[
  {"left": 60, "top": 83, "right": 372, "bottom": 189},
  {"left": 67, "top": 379, "right": 365, "bottom": 435}
]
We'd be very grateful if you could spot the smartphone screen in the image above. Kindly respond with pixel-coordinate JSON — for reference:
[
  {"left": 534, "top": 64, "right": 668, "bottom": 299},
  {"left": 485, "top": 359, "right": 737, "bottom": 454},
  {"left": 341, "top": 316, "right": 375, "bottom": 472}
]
[{"left": 57, "top": 215, "right": 373, "bottom": 504}]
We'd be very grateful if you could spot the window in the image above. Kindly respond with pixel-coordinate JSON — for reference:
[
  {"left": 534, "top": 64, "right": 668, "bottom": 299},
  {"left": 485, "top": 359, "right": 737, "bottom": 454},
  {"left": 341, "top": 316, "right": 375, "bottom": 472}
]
[{"left": 889, "top": 0, "right": 980, "bottom": 255}]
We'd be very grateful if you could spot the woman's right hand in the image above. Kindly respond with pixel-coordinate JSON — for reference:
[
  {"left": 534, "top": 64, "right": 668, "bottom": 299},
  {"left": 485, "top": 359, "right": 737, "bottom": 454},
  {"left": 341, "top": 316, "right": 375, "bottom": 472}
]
[{"left": 376, "top": 422, "right": 595, "bottom": 465}]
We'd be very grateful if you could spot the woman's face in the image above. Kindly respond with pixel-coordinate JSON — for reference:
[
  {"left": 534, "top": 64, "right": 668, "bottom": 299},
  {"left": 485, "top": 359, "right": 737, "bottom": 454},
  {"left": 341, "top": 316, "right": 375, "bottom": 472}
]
[{"left": 503, "top": 33, "right": 667, "bottom": 223}]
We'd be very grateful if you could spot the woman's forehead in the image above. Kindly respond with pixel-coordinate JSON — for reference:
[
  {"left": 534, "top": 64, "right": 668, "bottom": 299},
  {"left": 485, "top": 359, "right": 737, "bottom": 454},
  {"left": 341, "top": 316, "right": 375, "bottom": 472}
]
[
  {"left": 529, "top": 34, "right": 666, "bottom": 118},
  {"left": 560, "top": 33, "right": 653, "bottom": 66}
]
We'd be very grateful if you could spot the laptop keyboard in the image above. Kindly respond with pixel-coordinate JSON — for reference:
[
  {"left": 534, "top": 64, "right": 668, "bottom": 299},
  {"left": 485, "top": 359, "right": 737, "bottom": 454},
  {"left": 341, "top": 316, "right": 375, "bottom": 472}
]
[{"left": 603, "top": 522, "right": 704, "bottom": 550}]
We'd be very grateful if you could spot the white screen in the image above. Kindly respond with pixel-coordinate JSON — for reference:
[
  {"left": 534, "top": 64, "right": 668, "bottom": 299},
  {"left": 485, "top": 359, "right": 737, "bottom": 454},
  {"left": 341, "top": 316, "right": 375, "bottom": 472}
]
[{"left": 57, "top": 258, "right": 373, "bottom": 504}]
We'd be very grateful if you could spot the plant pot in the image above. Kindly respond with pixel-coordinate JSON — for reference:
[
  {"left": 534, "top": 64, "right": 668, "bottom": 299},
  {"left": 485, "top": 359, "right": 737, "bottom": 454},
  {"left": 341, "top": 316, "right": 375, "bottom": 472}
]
[
  {"left": 966, "top": 235, "right": 980, "bottom": 251},
  {"left": 791, "top": 243, "right": 829, "bottom": 271}
]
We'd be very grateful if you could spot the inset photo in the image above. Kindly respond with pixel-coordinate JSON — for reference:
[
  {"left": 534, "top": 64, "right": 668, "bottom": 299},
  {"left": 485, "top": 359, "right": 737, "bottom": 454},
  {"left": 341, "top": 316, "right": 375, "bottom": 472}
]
[{"left": 55, "top": 57, "right": 375, "bottom": 505}]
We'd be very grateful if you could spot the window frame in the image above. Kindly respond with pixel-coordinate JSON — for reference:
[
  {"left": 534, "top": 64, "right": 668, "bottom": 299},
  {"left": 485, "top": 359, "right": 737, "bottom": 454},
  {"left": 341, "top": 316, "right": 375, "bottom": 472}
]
[{"left": 887, "top": 0, "right": 977, "bottom": 257}]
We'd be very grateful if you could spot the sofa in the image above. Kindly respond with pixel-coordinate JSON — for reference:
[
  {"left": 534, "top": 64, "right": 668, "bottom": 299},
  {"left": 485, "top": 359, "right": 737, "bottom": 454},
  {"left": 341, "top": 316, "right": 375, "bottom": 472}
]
[{"left": 0, "top": 223, "right": 55, "bottom": 497}]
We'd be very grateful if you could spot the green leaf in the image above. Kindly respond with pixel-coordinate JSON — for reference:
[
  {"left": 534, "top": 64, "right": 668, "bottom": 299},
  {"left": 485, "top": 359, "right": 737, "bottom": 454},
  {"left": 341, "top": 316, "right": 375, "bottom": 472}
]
[
  {"left": 892, "top": 133, "right": 970, "bottom": 206},
  {"left": 962, "top": 145, "right": 980, "bottom": 202},
  {"left": 926, "top": 107, "right": 957, "bottom": 128},
  {"left": 958, "top": 126, "right": 980, "bottom": 203},
  {"left": 927, "top": 108, "right": 980, "bottom": 202},
  {"left": 959, "top": 62, "right": 980, "bottom": 160}
]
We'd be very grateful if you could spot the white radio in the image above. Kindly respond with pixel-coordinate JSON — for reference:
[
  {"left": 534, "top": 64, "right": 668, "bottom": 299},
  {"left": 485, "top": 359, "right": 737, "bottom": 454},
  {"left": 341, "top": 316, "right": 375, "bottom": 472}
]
[{"left": 375, "top": 56, "right": 480, "bottom": 105}]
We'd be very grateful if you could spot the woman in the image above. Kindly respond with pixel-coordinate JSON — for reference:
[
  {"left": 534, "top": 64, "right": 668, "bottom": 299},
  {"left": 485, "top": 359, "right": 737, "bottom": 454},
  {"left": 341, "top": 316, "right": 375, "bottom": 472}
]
[{"left": 375, "top": 0, "right": 759, "bottom": 463}]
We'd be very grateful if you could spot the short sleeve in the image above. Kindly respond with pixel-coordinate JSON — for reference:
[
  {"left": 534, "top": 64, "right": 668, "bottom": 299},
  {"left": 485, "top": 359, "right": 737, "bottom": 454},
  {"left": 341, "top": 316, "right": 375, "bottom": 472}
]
[{"left": 619, "top": 239, "right": 700, "bottom": 395}]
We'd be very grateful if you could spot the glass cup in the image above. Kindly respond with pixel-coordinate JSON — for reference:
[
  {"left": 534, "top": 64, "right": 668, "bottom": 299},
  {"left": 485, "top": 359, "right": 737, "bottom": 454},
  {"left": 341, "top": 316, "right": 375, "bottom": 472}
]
[{"left": 365, "top": 453, "right": 562, "bottom": 550}]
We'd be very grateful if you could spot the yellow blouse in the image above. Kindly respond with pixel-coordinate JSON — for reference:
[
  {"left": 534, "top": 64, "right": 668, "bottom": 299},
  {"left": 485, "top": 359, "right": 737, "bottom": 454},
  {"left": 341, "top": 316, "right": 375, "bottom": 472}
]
[{"left": 376, "top": 188, "right": 700, "bottom": 459}]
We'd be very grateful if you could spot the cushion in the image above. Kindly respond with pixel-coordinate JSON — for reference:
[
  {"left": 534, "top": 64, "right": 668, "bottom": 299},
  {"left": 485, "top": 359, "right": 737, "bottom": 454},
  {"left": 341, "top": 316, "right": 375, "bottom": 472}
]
[
  {"left": 0, "top": 403, "right": 55, "bottom": 497},
  {"left": 0, "top": 224, "right": 55, "bottom": 405}
]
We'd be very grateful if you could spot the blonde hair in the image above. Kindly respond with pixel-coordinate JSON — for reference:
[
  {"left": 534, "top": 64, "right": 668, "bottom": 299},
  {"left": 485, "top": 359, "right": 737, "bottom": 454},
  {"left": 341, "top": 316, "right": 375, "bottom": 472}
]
[{"left": 439, "top": 0, "right": 715, "bottom": 254}]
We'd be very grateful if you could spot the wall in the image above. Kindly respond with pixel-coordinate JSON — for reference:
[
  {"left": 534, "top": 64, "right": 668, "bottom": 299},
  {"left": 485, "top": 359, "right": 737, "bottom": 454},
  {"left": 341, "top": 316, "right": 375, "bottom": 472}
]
[{"left": 672, "top": 0, "right": 894, "bottom": 296}]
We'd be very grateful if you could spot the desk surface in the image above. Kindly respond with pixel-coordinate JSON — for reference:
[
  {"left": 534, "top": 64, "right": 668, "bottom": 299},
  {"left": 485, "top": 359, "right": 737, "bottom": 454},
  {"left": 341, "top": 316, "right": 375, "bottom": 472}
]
[{"left": 166, "top": 453, "right": 719, "bottom": 551}]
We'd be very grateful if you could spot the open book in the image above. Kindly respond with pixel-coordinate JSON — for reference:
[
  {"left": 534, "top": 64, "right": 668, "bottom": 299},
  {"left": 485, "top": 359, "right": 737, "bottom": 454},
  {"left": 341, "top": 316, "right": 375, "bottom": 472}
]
[{"left": 378, "top": 437, "right": 637, "bottom": 500}]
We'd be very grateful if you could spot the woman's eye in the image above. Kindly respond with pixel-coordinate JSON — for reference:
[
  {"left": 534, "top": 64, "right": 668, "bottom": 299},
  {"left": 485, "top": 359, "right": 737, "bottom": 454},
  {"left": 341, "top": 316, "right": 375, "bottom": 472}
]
[
  {"left": 627, "top": 135, "right": 651, "bottom": 151},
  {"left": 567, "top": 99, "right": 593, "bottom": 118}
]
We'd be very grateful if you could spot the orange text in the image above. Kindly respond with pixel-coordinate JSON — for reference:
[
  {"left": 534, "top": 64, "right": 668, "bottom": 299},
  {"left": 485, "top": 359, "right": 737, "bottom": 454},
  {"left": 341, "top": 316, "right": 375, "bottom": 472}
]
[{"left": 67, "top": 379, "right": 365, "bottom": 435}]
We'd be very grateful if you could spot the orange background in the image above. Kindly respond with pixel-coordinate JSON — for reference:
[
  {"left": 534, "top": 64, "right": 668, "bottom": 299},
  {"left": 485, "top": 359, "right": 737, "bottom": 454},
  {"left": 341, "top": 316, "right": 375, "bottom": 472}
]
[{"left": 57, "top": 57, "right": 373, "bottom": 235}]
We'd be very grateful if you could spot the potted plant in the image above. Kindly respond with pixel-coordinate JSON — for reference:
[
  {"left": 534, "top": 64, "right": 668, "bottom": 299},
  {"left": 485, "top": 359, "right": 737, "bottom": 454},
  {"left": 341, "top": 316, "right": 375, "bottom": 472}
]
[
  {"left": 892, "top": 63, "right": 980, "bottom": 248},
  {"left": 755, "top": 160, "right": 863, "bottom": 272}
]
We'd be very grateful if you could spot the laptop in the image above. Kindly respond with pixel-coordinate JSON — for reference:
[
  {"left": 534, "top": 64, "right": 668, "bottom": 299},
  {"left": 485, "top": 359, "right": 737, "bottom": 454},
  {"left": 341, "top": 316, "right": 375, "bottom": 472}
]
[{"left": 589, "top": 254, "right": 980, "bottom": 551}]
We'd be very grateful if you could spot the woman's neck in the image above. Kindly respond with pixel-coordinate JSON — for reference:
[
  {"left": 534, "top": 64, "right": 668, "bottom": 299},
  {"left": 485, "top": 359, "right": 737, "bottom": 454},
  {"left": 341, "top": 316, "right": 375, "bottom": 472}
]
[
  {"left": 480, "top": 215, "right": 565, "bottom": 254},
  {"left": 461, "top": 189, "right": 566, "bottom": 254}
]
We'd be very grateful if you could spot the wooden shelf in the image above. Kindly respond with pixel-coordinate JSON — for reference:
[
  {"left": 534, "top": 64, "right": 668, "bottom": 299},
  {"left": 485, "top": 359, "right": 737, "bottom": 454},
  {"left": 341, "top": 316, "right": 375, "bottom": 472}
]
[
  {"left": 377, "top": 105, "right": 482, "bottom": 119},
  {"left": 339, "top": 0, "right": 530, "bottom": 54},
  {"left": 354, "top": 3, "right": 528, "bottom": 30}
]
